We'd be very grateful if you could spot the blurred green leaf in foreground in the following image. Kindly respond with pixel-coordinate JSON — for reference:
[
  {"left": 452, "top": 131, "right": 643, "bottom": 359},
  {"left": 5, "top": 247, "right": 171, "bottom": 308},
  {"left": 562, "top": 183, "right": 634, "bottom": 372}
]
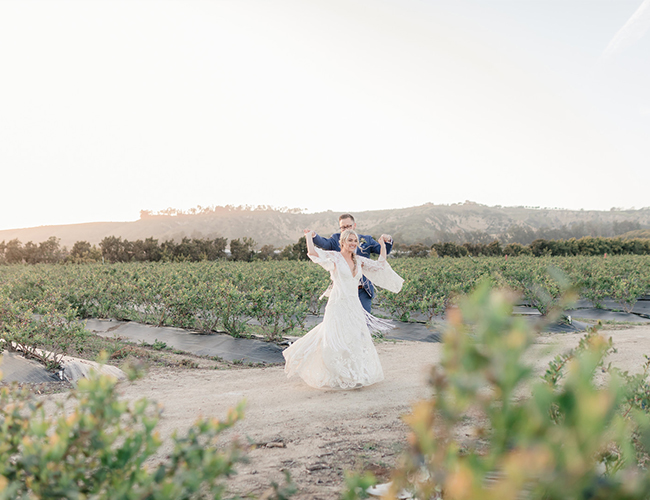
[
  {"left": 0, "top": 360, "right": 294, "bottom": 499},
  {"left": 345, "top": 280, "right": 650, "bottom": 500}
]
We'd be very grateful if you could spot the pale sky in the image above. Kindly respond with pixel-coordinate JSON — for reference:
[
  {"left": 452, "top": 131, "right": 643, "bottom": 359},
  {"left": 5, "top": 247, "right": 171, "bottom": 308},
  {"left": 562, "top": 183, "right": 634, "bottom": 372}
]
[{"left": 1, "top": 0, "right": 649, "bottom": 230}]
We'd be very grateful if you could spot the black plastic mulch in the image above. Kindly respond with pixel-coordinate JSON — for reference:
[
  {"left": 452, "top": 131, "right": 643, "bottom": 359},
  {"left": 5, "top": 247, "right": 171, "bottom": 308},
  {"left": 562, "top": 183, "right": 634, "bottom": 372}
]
[
  {"left": 0, "top": 351, "right": 59, "bottom": 384},
  {"left": 3, "top": 298, "right": 649, "bottom": 383},
  {"left": 86, "top": 319, "right": 286, "bottom": 364}
]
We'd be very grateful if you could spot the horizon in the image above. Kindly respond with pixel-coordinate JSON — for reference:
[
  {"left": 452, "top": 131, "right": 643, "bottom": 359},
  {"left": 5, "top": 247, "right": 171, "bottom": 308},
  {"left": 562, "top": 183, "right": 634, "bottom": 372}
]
[
  {"left": 2, "top": 0, "right": 648, "bottom": 232},
  {"left": 2, "top": 201, "right": 650, "bottom": 233}
]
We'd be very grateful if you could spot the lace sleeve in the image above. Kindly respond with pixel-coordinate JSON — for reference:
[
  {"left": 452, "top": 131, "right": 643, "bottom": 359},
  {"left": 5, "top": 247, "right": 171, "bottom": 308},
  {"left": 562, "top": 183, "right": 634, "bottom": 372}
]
[
  {"left": 308, "top": 247, "right": 336, "bottom": 272},
  {"left": 359, "top": 257, "right": 404, "bottom": 293}
]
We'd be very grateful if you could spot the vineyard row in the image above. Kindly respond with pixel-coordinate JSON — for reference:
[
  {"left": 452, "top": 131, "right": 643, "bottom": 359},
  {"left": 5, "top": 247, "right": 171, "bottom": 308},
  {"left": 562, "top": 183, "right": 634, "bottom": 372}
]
[{"left": 1, "top": 256, "right": 649, "bottom": 345}]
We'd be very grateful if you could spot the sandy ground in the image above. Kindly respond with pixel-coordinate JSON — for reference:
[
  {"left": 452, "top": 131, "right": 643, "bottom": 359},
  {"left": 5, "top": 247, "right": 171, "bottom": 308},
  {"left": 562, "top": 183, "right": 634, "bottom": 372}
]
[{"left": 93, "top": 324, "right": 650, "bottom": 499}]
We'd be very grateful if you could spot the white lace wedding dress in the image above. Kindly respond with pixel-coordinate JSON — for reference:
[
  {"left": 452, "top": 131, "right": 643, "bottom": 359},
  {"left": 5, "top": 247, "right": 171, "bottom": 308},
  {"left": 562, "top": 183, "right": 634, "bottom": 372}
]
[{"left": 283, "top": 248, "right": 404, "bottom": 389}]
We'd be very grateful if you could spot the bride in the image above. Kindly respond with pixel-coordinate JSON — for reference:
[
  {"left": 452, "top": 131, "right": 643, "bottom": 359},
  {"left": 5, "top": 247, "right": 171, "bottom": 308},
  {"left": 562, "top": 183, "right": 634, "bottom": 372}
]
[{"left": 283, "top": 228, "right": 404, "bottom": 389}]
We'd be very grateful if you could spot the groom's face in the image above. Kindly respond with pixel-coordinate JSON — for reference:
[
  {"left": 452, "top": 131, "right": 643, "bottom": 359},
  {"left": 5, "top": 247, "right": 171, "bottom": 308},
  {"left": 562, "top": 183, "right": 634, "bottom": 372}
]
[{"left": 339, "top": 218, "right": 356, "bottom": 232}]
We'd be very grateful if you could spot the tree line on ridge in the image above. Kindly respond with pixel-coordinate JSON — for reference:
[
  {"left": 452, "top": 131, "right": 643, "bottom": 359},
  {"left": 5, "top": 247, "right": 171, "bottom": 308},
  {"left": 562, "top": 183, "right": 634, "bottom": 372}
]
[{"left": 2, "top": 232, "right": 650, "bottom": 265}]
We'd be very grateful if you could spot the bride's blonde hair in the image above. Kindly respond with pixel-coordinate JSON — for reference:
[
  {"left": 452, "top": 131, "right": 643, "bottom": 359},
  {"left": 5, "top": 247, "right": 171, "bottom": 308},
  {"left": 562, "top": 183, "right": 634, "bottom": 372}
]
[{"left": 339, "top": 229, "right": 359, "bottom": 272}]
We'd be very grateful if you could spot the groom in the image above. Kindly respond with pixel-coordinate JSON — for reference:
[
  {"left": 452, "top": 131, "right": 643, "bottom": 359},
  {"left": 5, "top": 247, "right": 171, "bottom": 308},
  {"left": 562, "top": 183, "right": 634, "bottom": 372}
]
[{"left": 312, "top": 213, "right": 393, "bottom": 313}]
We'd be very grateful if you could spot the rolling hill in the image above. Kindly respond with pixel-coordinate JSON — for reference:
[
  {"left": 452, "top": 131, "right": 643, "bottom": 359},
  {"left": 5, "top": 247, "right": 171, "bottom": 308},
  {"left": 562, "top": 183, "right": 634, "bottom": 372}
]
[{"left": 1, "top": 202, "right": 649, "bottom": 249}]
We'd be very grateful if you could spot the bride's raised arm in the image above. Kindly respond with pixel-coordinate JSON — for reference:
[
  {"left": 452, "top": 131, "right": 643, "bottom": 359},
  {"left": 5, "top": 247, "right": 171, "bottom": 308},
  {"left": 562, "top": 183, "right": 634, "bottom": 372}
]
[
  {"left": 360, "top": 236, "right": 403, "bottom": 293},
  {"left": 304, "top": 229, "right": 318, "bottom": 258},
  {"left": 304, "top": 229, "right": 336, "bottom": 274},
  {"left": 377, "top": 235, "right": 387, "bottom": 262}
]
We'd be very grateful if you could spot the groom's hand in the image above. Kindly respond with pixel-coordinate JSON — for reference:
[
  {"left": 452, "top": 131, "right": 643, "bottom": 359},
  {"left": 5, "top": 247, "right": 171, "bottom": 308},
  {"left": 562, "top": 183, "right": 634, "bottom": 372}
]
[{"left": 380, "top": 234, "right": 393, "bottom": 244}]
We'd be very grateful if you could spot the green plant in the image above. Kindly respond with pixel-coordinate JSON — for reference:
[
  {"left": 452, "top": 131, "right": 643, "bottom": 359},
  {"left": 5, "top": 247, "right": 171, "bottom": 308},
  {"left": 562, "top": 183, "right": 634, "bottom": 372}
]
[
  {"left": 151, "top": 339, "right": 168, "bottom": 351},
  {"left": 0, "top": 291, "right": 89, "bottom": 371},
  {"left": 343, "top": 281, "right": 650, "bottom": 500},
  {"left": 0, "top": 364, "right": 249, "bottom": 499},
  {"left": 179, "top": 359, "right": 200, "bottom": 368},
  {"left": 2, "top": 255, "right": 649, "bottom": 347},
  {"left": 249, "top": 287, "right": 308, "bottom": 342}
]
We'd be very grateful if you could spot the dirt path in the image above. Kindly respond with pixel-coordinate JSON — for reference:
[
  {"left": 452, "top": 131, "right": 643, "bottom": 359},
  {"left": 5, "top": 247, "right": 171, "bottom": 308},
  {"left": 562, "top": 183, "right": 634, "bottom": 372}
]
[{"left": 113, "top": 326, "right": 650, "bottom": 499}]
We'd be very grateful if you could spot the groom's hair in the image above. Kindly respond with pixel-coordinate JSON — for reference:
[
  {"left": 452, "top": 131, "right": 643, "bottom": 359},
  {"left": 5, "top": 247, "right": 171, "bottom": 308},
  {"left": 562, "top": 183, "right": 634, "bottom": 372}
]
[{"left": 338, "top": 213, "right": 355, "bottom": 222}]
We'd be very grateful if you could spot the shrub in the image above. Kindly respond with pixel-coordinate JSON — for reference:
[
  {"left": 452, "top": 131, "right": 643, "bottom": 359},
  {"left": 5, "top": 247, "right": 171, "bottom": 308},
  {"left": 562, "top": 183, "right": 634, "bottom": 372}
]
[
  {"left": 344, "top": 281, "right": 650, "bottom": 499},
  {"left": 230, "top": 237, "right": 257, "bottom": 262},
  {"left": 502, "top": 242, "right": 531, "bottom": 257},
  {"left": 431, "top": 242, "right": 469, "bottom": 258},
  {"left": 0, "top": 364, "right": 293, "bottom": 499},
  {"left": 0, "top": 291, "right": 88, "bottom": 371}
]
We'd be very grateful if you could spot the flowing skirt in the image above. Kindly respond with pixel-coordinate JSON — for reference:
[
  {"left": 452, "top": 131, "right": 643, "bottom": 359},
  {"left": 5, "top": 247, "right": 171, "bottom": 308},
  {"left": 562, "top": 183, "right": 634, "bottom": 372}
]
[{"left": 283, "top": 296, "right": 384, "bottom": 389}]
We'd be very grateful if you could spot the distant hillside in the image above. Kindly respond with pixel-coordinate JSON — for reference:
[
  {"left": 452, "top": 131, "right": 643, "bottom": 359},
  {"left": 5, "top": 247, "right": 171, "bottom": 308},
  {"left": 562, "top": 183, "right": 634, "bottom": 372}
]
[
  {"left": 2, "top": 203, "right": 650, "bottom": 249},
  {"left": 620, "top": 229, "right": 650, "bottom": 240}
]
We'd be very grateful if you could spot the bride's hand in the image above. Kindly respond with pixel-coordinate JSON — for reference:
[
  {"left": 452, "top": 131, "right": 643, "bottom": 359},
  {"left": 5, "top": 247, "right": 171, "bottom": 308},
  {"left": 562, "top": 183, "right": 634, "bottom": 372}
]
[
  {"left": 377, "top": 235, "right": 388, "bottom": 260},
  {"left": 304, "top": 229, "right": 315, "bottom": 238}
]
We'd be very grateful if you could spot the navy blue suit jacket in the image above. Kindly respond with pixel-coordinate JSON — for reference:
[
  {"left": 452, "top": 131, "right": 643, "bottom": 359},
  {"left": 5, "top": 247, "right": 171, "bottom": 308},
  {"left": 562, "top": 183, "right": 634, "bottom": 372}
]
[{"left": 312, "top": 233, "right": 393, "bottom": 298}]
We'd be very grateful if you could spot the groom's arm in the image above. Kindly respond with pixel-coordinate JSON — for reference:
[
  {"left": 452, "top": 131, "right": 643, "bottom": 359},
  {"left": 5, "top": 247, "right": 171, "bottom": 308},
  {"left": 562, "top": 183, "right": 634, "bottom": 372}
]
[
  {"left": 363, "top": 235, "right": 393, "bottom": 255},
  {"left": 313, "top": 233, "right": 340, "bottom": 251}
]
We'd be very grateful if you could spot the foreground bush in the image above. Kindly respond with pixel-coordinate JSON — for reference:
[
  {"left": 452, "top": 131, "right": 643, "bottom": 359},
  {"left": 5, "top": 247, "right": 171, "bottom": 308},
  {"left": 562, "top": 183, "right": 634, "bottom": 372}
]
[
  {"left": 345, "top": 282, "right": 650, "bottom": 499},
  {"left": 0, "top": 364, "right": 294, "bottom": 499}
]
